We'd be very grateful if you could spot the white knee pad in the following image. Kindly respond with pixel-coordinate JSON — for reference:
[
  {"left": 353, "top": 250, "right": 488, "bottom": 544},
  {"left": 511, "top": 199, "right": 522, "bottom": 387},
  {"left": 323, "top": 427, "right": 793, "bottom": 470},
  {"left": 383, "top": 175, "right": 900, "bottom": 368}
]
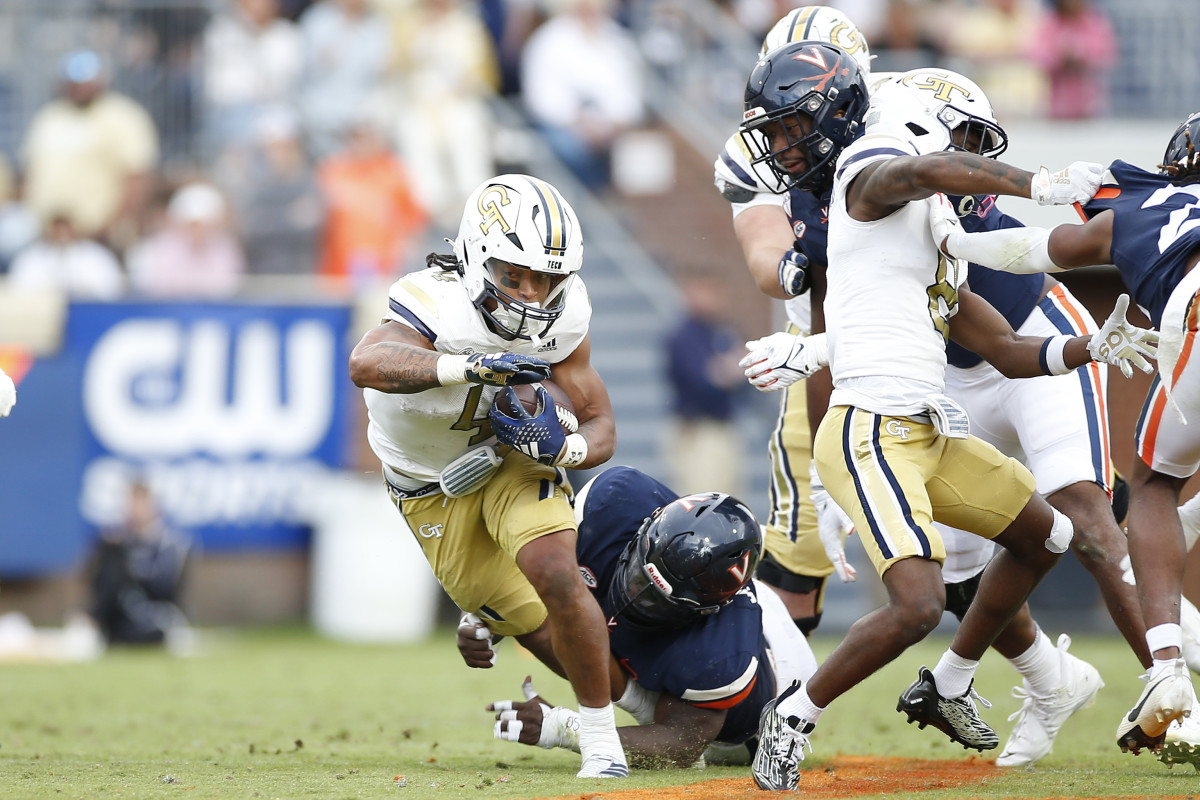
[{"left": 1045, "top": 508, "right": 1073, "bottom": 554}]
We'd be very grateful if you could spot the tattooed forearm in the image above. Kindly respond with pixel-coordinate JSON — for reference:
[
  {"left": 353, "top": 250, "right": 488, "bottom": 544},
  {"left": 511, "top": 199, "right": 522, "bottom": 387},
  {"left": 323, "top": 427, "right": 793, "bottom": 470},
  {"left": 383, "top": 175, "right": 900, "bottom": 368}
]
[
  {"left": 370, "top": 343, "right": 441, "bottom": 393},
  {"left": 914, "top": 151, "right": 1034, "bottom": 198}
]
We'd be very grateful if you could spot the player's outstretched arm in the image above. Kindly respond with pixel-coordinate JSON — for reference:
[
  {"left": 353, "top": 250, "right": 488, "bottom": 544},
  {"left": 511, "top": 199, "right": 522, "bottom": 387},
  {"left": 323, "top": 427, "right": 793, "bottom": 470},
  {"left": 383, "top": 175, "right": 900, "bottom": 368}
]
[
  {"left": 847, "top": 151, "right": 1101, "bottom": 222},
  {"left": 490, "top": 678, "right": 725, "bottom": 769},
  {"left": 953, "top": 288, "right": 1157, "bottom": 379},
  {"left": 930, "top": 195, "right": 1115, "bottom": 274}
]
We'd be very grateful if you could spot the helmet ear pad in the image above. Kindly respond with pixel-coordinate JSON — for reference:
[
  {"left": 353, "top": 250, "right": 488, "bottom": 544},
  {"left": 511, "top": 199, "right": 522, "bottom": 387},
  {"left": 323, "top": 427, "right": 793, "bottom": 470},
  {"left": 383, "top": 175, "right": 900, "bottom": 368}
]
[{"left": 607, "top": 493, "right": 763, "bottom": 630}]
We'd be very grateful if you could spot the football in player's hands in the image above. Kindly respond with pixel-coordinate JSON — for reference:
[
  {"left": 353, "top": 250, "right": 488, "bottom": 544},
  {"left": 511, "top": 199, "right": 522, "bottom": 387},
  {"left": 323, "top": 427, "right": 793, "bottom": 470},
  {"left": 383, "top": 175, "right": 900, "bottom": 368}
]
[{"left": 492, "top": 379, "right": 579, "bottom": 433}]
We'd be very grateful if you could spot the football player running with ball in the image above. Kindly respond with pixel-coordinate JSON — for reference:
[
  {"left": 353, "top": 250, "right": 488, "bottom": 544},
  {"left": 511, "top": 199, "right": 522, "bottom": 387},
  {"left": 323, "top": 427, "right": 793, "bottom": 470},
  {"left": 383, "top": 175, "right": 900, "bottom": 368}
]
[{"left": 349, "top": 174, "right": 627, "bottom": 779}]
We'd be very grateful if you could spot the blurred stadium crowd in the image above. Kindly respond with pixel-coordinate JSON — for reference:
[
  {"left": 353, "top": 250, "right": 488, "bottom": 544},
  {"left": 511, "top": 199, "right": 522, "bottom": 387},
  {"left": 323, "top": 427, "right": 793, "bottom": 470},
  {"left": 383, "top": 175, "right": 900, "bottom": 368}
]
[{"left": 0, "top": 0, "right": 1195, "bottom": 303}]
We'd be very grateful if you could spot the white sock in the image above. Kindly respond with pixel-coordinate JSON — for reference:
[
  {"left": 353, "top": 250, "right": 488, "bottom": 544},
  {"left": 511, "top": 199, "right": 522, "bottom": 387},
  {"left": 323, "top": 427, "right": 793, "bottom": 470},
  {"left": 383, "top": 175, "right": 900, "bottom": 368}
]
[
  {"left": 777, "top": 683, "right": 824, "bottom": 729},
  {"left": 578, "top": 703, "right": 624, "bottom": 759},
  {"left": 1009, "top": 628, "right": 1061, "bottom": 696},
  {"left": 932, "top": 650, "right": 979, "bottom": 699}
]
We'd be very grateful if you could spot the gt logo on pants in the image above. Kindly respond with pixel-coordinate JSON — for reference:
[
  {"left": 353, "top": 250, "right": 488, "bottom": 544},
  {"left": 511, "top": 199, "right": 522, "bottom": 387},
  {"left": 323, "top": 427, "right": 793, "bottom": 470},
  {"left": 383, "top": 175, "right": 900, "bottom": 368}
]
[
  {"left": 418, "top": 523, "right": 444, "bottom": 538},
  {"left": 885, "top": 420, "right": 911, "bottom": 440}
]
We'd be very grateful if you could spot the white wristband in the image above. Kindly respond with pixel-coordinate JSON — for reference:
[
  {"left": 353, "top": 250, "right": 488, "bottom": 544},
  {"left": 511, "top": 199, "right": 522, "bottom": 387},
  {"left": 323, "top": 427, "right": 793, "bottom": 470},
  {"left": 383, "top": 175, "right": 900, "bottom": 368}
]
[
  {"left": 436, "top": 354, "right": 469, "bottom": 386},
  {"left": 1040, "top": 335, "right": 1074, "bottom": 376},
  {"left": 555, "top": 433, "right": 588, "bottom": 468}
]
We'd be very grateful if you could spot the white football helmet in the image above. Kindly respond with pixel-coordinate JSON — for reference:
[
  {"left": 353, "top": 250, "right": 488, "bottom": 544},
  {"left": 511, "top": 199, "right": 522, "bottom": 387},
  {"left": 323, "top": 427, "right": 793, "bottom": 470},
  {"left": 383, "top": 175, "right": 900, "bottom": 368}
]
[
  {"left": 760, "top": 6, "right": 872, "bottom": 81},
  {"left": 864, "top": 68, "right": 1008, "bottom": 158},
  {"left": 453, "top": 174, "right": 583, "bottom": 342}
]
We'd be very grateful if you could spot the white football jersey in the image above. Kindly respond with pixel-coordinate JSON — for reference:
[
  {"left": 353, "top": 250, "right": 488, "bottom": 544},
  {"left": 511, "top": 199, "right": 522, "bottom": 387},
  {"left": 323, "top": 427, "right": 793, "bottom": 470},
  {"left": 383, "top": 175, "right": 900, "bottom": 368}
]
[
  {"left": 713, "top": 132, "right": 812, "bottom": 334},
  {"left": 825, "top": 132, "right": 967, "bottom": 415},
  {"left": 364, "top": 266, "right": 591, "bottom": 484}
]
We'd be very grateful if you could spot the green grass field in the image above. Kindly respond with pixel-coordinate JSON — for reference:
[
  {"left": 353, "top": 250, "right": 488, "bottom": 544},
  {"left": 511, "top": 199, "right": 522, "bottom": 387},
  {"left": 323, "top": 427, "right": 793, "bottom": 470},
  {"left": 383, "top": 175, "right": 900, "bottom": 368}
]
[{"left": 1, "top": 626, "right": 1198, "bottom": 799}]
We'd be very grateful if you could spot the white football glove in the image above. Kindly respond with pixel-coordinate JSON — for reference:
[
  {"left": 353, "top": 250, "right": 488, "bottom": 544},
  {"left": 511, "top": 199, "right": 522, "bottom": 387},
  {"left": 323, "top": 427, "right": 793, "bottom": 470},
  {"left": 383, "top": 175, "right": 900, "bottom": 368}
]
[
  {"left": 740, "top": 332, "right": 829, "bottom": 391},
  {"left": 1030, "top": 161, "right": 1104, "bottom": 206},
  {"left": 1087, "top": 294, "right": 1159, "bottom": 378},
  {"left": 491, "top": 677, "right": 581, "bottom": 750},
  {"left": 0, "top": 368, "right": 15, "bottom": 417},
  {"left": 811, "top": 461, "right": 856, "bottom": 583},
  {"left": 929, "top": 193, "right": 964, "bottom": 257}
]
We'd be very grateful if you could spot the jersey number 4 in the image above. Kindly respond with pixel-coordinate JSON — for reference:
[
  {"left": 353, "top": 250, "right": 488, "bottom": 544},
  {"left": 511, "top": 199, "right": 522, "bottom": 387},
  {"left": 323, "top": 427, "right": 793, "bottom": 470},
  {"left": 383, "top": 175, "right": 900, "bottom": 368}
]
[{"left": 450, "top": 385, "right": 492, "bottom": 446}]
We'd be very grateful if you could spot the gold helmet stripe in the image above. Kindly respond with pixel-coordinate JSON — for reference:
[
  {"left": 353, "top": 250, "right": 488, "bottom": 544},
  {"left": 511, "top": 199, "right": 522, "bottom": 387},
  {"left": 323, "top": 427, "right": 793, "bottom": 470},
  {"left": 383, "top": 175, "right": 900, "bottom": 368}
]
[
  {"left": 791, "top": 6, "right": 818, "bottom": 42},
  {"left": 526, "top": 177, "right": 569, "bottom": 256}
]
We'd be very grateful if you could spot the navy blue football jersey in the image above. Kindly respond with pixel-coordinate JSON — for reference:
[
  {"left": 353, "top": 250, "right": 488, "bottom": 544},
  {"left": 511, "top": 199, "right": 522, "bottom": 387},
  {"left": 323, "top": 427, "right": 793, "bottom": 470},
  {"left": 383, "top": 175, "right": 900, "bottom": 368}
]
[
  {"left": 944, "top": 194, "right": 1045, "bottom": 369},
  {"left": 786, "top": 185, "right": 831, "bottom": 267},
  {"left": 1082, "top": 160, "right": 1200, "bottom": 328},
  {"left": 575, "top": 466, "right": 776, "bottom": 744}
]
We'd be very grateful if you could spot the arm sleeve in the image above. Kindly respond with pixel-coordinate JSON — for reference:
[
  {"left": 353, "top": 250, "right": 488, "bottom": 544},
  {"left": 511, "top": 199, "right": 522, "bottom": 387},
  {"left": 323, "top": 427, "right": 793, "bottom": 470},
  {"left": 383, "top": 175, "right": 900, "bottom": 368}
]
[{"left": 944, "top": 226, "right": 1063, "bottom": 275}]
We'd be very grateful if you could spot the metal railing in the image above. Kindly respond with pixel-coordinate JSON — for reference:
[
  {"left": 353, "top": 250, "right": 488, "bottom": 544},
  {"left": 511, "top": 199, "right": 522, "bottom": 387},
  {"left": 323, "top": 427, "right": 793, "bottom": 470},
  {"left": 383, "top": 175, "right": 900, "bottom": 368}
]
[{"left": 0, "top": 0, "right": 210, "bottom": 166}]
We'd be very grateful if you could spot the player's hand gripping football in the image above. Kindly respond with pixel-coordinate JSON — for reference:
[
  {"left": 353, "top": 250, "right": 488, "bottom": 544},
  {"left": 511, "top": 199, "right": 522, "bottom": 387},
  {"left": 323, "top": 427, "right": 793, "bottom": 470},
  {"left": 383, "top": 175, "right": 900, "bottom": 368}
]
[
  {"left": 1030, "top": 161, "right": 1104, "bottom": 206},
  {"left": 811, "top": 461, "right": 857, "bottom": 583},
  {"left": 489, "top": 676, "right": 580, "bottom": 750},
  {"left": 1087, "top": 294, "right": 1159, "bottom": 379},
  {"left": 489, "top": 385, "right": 567, "bottom": 465},
  {"left": 465, "top": 352, "right": 552, "bottom": 386},
  {"left": 740, "top": 332, "right": 829, "bottom": 391},
  {"left": 457, "top": 612, "right": 501, "bottom": 668}
]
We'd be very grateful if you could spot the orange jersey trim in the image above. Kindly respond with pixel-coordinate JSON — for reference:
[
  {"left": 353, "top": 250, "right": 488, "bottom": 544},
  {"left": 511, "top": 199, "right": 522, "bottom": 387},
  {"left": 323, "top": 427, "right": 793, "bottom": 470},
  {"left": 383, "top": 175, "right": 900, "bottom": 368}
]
[{"left": 689, "top": 675, "right": 757, "bottom": 710}]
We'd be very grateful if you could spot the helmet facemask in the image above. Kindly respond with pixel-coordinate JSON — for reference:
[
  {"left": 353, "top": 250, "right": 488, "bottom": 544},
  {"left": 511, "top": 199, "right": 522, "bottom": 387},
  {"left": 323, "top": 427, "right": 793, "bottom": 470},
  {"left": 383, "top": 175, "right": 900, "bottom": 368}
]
[
  {"left": 938, "top": 105, "right": 1008, "bottom": 159},
  {"left": 607, "top": 517, "right": 726, "bottom": 632},
  {"left": 741, "top": 95, "right": 847, "bottom": 192},
  {"left": 477, "top": 258, "right": 574, "bottom": 342}
]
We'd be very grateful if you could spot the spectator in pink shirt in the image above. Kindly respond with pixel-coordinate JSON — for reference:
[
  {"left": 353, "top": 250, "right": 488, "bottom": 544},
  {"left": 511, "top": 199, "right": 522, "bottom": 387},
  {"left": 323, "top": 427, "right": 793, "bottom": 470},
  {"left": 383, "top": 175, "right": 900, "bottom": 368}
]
[
  {"left": 127, "top": 182, "right": 246, "bottom": 298},
  {"left": 1026, "top": 0, "right": 1116, "bottom": 119}
]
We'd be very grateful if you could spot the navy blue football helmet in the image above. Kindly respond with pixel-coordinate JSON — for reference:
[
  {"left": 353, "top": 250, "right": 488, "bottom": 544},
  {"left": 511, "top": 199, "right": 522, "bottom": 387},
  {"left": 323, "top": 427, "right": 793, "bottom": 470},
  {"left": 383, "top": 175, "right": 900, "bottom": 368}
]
[
  {"left": 740, "top": 40, "right": 870, "bottom": 193},
  {"left": 1162, "top": 110, "right": 1200, "bottom": 172},
  {"left": 607, "top": 492, "right": 763, "bottom": 630}
]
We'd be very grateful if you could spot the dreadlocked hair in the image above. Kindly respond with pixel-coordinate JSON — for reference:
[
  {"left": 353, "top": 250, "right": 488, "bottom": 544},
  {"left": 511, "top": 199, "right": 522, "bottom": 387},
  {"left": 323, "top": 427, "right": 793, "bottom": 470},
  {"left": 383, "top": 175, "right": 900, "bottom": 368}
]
[
  {"left": 1159, "top": 131, "right": 1200, "bottom": 186},
  {"left": 426, "top": 252, "right": 462, "bottom": 273}
]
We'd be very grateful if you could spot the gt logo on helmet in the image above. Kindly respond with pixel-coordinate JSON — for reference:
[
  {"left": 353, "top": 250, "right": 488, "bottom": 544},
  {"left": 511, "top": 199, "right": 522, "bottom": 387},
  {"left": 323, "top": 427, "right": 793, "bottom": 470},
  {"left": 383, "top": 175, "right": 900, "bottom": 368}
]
[
  {"left": 903, "top": 73, "right": 972, "bottom": 104},
  {"left": 477, "top": 185, "right": 514, "bottom": 235}
]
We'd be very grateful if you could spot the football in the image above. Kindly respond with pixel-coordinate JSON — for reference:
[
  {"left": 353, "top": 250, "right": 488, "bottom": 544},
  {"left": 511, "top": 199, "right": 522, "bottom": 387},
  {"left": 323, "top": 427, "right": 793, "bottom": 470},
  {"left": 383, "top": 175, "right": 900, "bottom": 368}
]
[{"left": 494, "top": 380, "right": 578, "bottom": 432}]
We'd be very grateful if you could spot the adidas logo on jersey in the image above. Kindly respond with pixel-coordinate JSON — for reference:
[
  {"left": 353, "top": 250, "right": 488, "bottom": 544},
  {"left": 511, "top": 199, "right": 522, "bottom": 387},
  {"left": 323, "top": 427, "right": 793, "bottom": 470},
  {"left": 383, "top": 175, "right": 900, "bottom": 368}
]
[{"left": 537, "top": 338, "right": 558, "bottom": 352}]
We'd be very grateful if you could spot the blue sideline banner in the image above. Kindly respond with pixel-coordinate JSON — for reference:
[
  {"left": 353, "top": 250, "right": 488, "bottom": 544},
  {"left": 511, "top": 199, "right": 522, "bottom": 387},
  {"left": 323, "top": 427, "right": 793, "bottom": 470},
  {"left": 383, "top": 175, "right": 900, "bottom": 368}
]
[{"left": 0, "top": 301, "right": 355, "bottom": 577}]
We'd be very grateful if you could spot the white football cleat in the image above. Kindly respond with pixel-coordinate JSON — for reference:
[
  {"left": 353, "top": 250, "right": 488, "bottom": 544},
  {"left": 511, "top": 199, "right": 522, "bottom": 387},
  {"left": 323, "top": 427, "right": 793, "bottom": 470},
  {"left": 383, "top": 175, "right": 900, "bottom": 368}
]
[
  {"left": 1117, "top": 659, "right": 1194, "bottom": 755},
  {"left": 576, "top": 752, "right": 628, "bottom": 778},
  {"left": 996, "top": 634, "right": 1103, "bottom": 767}
]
